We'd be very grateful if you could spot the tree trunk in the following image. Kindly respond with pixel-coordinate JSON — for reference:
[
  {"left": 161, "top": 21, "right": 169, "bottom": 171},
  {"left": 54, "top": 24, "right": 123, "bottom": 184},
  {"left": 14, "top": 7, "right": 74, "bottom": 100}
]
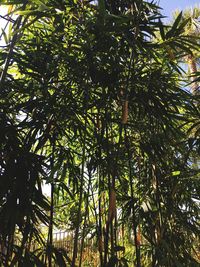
[{"left": 187, "top": 54, "right": 199, "bottom": 94}]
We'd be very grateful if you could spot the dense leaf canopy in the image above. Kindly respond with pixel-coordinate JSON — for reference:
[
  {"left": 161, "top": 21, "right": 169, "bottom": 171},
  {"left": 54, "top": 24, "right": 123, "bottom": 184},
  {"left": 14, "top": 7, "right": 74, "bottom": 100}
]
[{"left": 0, "top": 1, "right": 199, "bottom": 266}]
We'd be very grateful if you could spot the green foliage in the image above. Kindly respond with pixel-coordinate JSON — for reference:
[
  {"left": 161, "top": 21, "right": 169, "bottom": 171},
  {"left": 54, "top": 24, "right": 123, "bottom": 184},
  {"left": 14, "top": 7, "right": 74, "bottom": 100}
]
[{"left": 0, "top": 0, "right": 199, "bottom": 266}]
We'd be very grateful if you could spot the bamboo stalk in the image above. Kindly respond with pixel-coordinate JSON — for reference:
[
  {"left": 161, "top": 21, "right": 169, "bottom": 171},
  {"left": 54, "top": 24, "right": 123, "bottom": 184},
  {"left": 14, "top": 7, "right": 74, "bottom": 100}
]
[
  {"left": 98, "top": 169, "right": 104, "bottom": 266},
  {"left": 103, "top": 115, "right": 111, "bottom": 265},
  {"left": 125, "top": 126, "right": 141, "bottom": 267},
  {"left": 45, "top": 135, "right": 56, "bottom": 267},
  {"left": 0, "top": 2, "right": 27, "bottom": 90},
  {"left": 71, "top": 140, "right": 86, "bottom": 267},
  {"left": 78, "top": 170, "right": 91, "bottom": 267}
]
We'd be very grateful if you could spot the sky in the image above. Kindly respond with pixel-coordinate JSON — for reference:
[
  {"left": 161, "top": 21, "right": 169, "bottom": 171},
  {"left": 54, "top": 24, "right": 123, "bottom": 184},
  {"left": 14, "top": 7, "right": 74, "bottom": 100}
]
[
  {"left": 1, "top": 1, "right": 200, "bottom": 20},
  {"left": 158, "top": 0, "right": 200, "bottom": 19}
]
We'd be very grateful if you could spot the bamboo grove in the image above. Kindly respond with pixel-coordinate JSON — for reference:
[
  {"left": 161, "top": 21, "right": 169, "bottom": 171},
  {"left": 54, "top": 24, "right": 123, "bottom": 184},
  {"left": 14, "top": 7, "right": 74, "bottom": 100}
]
[{"left": 0, "top": 0, "right": 199, "bottom": 266}]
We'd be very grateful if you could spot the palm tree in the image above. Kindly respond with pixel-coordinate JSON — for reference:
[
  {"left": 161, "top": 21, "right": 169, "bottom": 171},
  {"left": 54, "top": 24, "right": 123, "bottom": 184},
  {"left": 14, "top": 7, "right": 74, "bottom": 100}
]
[{"left": 173, "top": 6, "right": 200, "bottom": 94}]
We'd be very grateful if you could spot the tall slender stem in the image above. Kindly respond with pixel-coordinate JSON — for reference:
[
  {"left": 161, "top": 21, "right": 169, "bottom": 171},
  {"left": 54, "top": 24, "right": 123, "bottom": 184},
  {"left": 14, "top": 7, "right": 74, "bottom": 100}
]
[
  {"left": 125, "top": 126, "right": 141, "bottom": 267},
  {"left": 0, "top": 3, "right": 27, "bottom": 90},
  {"left": 71, "top": 128, "right": 86, "bottom": 267},
  {"left": 103, "top": 111, "right": 112, "bottom": 265},
  {"left": 78, "top": 170, "right": 91, "bottom": 267},
  {"left": 46, "top": 134, "right": 56, "bottom": 267},
  {"left": 48, "top": 182, "right": 54, "bottom": 267},
  {"left": 71, "top": 83, "right": 88, "bottom": 266}
]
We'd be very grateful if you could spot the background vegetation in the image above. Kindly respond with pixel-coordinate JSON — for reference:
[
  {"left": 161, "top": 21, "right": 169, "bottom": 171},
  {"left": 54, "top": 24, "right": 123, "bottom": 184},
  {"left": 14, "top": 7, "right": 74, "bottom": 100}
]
[{"left": 0, "top": 0, "right": 199, "bottom": 266}]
